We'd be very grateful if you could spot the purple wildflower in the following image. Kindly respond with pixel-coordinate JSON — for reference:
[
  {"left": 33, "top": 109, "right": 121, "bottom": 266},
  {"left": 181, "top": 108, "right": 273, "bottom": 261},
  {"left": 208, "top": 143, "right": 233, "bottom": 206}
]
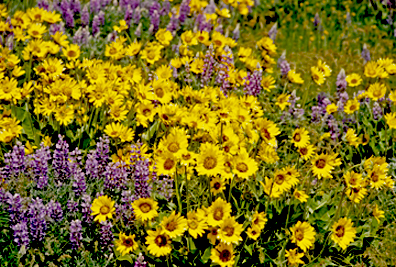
[
  {"left": 80, "top": 194, "right": 93, "bottom": 223},
  {"left": 28, "top": 198, "right": 47, "bottom": 242},
  {"left": 85, "top": 135, "right": 110, "bottom": 180},
  {"left": 5, "top": 192, "right": 24, "bottom": 224},
  {"left": 216, "top": 49, "right": 233, "bottom": 96},
  {"left": 99, "top": 221, "right": 114, "bottom": 252},
  {"left": 149, "top": 10, "right": 160, "bottom": 34},
  {"left": 37, "top": 0, "right": 50, "bottom": 10},
  {"left": 361, "top": 44, "right": 371, "bottom": 63},
  {"left": 244, "top": 64, "right": 263, "bottom": 97},
  {"left": 46, "top": 200, "right": 64, "bottom": 222},
  {"left": 134, "top": 253, "right": 148, "bottom": 267},
  {"left": 81, "top": 5, "right": 90, "bottom": 26},
  {"left": 201, "top": 45, "right": 215, "bottom": 87},
  {"left": 1, "top": 141, "right": 25, "bottom": 180},
  {"left": 92, "top": 15, "right": 101, "bottom": 36},
  {"left": 373, "top": 102, "right": 383, "bottom": 120},
  {"left": 268, "top": 23, "right": 277, "bottom": 41},
  {"left": 49, "top": 22, "right": 66, "bottom": 35},
  {"left": 178, "top": 0, "right": 191, "bottom": 24},
  {"left": 327, "top": 115, "right": 340, "bottom": 140},
  {"left": 232, "top": 23, "right": 240, "bottom": 41},
  {"left": 67, "top": 199, "right": 78, "bottom": 215},
  {"left": 313, "top": 13, "right": 320, "bottom": 28},
  {"left": 52, "top": 135, "right": 70, "bottom": 186},
  {"left": 64, "top": 8, "right": 75, "bottom": 28},
  {"left": 90, "top": 0, "right": 101, "bottom": 14},
  {"left": 104, "top": 162, "right": 130, "bottom": 191},
  {"left": 11, "top": 222, "right": 30, "bottom": 248},
  {"left": 336, "top": 68, "right": 347, "bottom": 91},
  {"left": 70, "top": 219, "right": 83, "bottom": 250},
  {"left": 279, "top": 60, "right": 291, "bottom": 76},
  {"left": 26, "top": 143, "right": 51, "bottom": 189},
  {"left": 72, "top": 164, "right": 87, "bottom": 196},
  {"left": 161, "top": 0, "right": 170, "bottom": 16},
  {"left": 337, "top": 91, "right": 349, "bottom": 111},
  {"left": 167, "top": 9, "right": 179, "bottom": 33}
]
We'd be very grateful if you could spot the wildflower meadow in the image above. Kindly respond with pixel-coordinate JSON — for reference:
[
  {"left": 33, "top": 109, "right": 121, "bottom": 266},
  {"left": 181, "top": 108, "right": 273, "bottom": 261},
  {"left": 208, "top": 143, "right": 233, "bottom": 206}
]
[{"left": 1, "top": 0, "right": 396, "bottom": 266}]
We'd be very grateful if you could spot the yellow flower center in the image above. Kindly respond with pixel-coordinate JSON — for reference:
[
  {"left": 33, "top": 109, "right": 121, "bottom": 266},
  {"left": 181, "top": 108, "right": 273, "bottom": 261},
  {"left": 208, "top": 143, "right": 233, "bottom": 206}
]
[
  {"left": 213, "top": 208, "right": 223, "bottom": 221},
  {"left": 109, "top": 47, "right": 117, "bottom": 55},
  {"left": 299, "top": 148, "right": 308, "bottom": 155},
  {"left": 315, "top": 159, "right": 326, "bottom": 169},
  {"left": 213, "top": 182, "right": 221, "bottom": 190},
  {"left": 47, "top": 65, "right": 57, "bottom": 73},
  {"left": 188, "top": 220, "right": 198, "bottom": 229},
  {"left": 295, "top": 229, "right": 304, "bottom": 241},
  {"left": 220, "top": 249, "right": 231, "bottom": 262},
  {"left": 335, "top": 225, "right": 345, "bottom": 237},
  {"left": 168, "top": 142, "right": 179, "bottom": 153},
  {"left": 123, "top": 238, "right": 134, "bottom": 247},
  {"left": 100, "top": 205, "right": 110, "bottom": 214},
  {"left": 155, "top": 88, "right": 164, "bottom": 98},
  {"left": 224, "top": 226, "right": 234, "bottom": 237},
  {"left": 155, "top": 235, "right": 167, "bottom": 247},
  {"left": 67, "top": 50, "right": 77, "bottom": 58},
  {"left": 143, "top": 108, "right": 151, "bottom": 116},
  {"left": 275, "top": 174, "right": 285, "bottom": 185},
  {"left": 164, "top": 158, "right": 175, "bottom": 170},
  {"left": 166, "top": 221, "right": 177, "bottom": 232},
  {"left": 203, "top": 156, "right": 217, "bottom": 170},
  {"left": 139, "top": 203, "right": 151, "bottom": 213},
  {"left": 293, "top": 133, "right": 301, "bottom": 142},
  {"left": 236, "top": 162, "right": 248, "bottom": 173}
]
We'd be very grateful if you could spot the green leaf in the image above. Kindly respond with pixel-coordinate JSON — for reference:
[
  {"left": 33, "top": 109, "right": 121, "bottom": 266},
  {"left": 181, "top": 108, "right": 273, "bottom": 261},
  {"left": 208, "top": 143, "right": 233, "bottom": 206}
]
[
  {"left": 201, "top": 247, "right": 211, "bottom": 264},
  {"left": 244, "top": 244, "right": 253, "bottom": 256},
  {"left": 117, "top": 254, "right": 133, "bottom": 263}
]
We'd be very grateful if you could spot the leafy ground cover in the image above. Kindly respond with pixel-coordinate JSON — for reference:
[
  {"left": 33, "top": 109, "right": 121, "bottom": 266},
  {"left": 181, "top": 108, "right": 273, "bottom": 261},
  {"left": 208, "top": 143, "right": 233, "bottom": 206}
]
[{"left": 0, "top": 0, "right": 396, "bottom": 266}]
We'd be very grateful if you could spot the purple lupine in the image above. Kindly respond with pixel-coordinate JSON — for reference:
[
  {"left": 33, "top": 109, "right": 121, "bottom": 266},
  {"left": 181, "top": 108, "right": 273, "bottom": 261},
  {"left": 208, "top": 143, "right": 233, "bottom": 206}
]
[
  {"left": 5, "top": 192, "right": 24, "bottom": 224},
  {"left": 161, "top": 0, "right": 170, "bottom": 16},
  {"left": 279, "top": 60, "right": 290, "bottom": 76},
  {"left": 336, "top": 68, "right": 347, "bottom": 91},
  {"left": 327, "top": 115, "right": 340, "bottom": 140},
  {"left": 149, "top": 10, "right": 160, "bottom": 34},
  {"left": 98, "top": 11, "right": 105, "bottom": 25},
  {"left": 167, "top": 10, "right": 179, "bottom": 33},
  {"left": 124, "top": 6, "right": 134, "bottom": 25},
  {"left": 85, "top": 135, "right": 110, "bottom": 180},
  {"left": 337, "top": 91, "right": 349, "bottom": 112},
  {"left": 28, "top": 198, "right": 47, "bottom": 242},
  {"left": 80, "top": 194, "right": 93, "bottom": 223},
  {"left": 205, "top": 0, "right": 216, "bottom": 14},
  {"left": 70, "top": 0, "right": 81, "bottom": 13},
  {"left": 134, "top": 253, "right": 148, "bottom": 267},
  {"left": 311, "top": 105, "right": 322, "bottom": 123},
  {"left": 133, "top": 158, "right": 152, "bottom": 199},
  {"left": 90, "top": 0, "right": 101, "bottom": 14},
  {"left": 73, "top": 26, "right": 91, "bottom": 46},
  {"left": 64, "top": 8, "right": 75, "bottom": 28},
  {"left": 268, "top": 23, "right": 278, "bottom": 41},
  {"left": 72, "top": 164, "right": 87, "bottom": 196},
  {"left": 201, "top": 45, "right": 215, "bottom": 87},
  {"left": 67, "top": 199, "right": 79, "bottom": 215},
  {"left": 49, "top": 22, "right": 66, "bottom": 35},
  {"left": 313, "top": 13, "right": 320, "bottom": 28},
  {"left": 11, "top": 222, "right": 30, "bottom": 248},
  {"left": 104, "top": 162, "right": 130, "bottom": 191},
  {"left": 46, "top": 200, "right": 64, "bottom": 222},
  {"left": 387, "top": 14, "right": 393, "bottom": 25},
  {"left": 81, "top": 5, "right": 90, "bottom": 26},
  {"left": 216, "top": 49, "right": 233, "bottom": 96},
  {"left": 149, "top": 1, "right": 161, "bottom": 17},
  {"left": 373, "top": 102, "right": 383, "bottom": 120},
  {"left": 27, "top": 143, "right": 51, "bottom": 189},
  {"left": 92, "top": 15, "right": 101, "bottom": 36},
  {"left": 244, "top": 65, "right": 263, "bottom": 97},
  {"left": 361, "top": 44, "right": 371, "bottom": 63},
  {"left": 70, "top": 219, "right": 83, "bottom": 250},
  {"left": 132, "top": 7, "right": 142, "bottom": 25},
  {"left": 286, "top": 90, "right": 305, "bottom": 120},
  {"left": 1, "top": 141, "right": 25, "bottom": 180},
  {"left": 156, "top": 174, "right": 173, "bottom": 201},
  {"left": 59, "top": 0, "right": 70, "bottom": 15},
  {"left": 232, "top": 23, "right": 240, "bottom": 41},
  {"left": 178, "top": 0, "right": 191, "bottom": 24},
  {"left": 99, "top": 221, "right": 114, "bottom": 252},
  {"left": 120, "top": 190, "right": 135, "bottom": 224},
  {"left": 52, "top": 135, "right": 70, "bottom": 186},
  {"left": 37, "top": 0, "right": 50, "bottom": 10}
]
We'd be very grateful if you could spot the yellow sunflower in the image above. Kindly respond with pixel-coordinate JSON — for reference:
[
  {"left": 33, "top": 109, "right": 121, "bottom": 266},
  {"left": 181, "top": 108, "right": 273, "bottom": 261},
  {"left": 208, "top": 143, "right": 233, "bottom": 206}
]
[
  {"left": 210, "top": 176, "right": 227, "bottom": 195},
  {"left": 246, "top": 226, "right": 261, "bottom": 240},
  {"left": 285, "top": 248, "right": 305, "bottom": 266},
  {"left": 311, "top": 153, "right": 334, "bottom": 179},
  {"left": 91, "top": 195, "right": 115, "bottom": 222},
  {"left": 187, "top": 210, "right": 208, "bottom": 239},
  {"left": 207, "top": 198, "right": 232, "bottom": 227},
  {"left": 346, "top": 186, "right": 367, "bottom": 203},
  {"left": 291, "top": 128, "right": 310, "bottom": 148},
  {"left": 345, "top": 73, "right": 362, "bottom": 87},
  {"left": 331, "top": 217, "right": 356, "bottom": 250},
  {"left": 298, "top": 144, "right": 316, "bottom": 161},
  {"left": 311, "top": 66, "right": 325, "bottom": 85},
  {"left": 290, "top": 221, "right": 316, "bottom": 252},
  {"left": 131, "top": 198, "right": 159, "bottom": 222},
  {"left": 344, "top": 99, "right": 360, "bottom": 114},
  {"left": 160, "top": 211, "right": 188, "bottom": 239},
  {"left": 287, "top": 70, "right": 304, "bottom": 84},
  {"left": 367, "top": 82, "right": 386, "bottom": 101},
  {"left": 372, "top": 204, "right": 385, "bottom": 223},
  {"left": 293, "top": 189, "right": 309, "bottom": 203},
  {"left": 232, "top": 149, "right": 258, "bottom": 179},
  {"left": 254, "top": 118, "right": 281, "bottom": 146},
  {"left": 196, "top": 143, "right": 225, "bottom": 177},
  {"left": 145, "top": 227, "right": 172, "bottom": 257},
  {"left": 343, "top": 171, "right": 363, "bottom": 188},
  {"left": 116, "top": 232, "right": 138, "bottom": 256},
  {"left": 275, "top": 93, "right": 291, "bottom": 111},
  {"left": 251, "top": 211, "right": 268, "bottom": 230},
  {"left": 210, "top": 243, "right": 235, "bottom": 267},
  {"left": 156, "top": 152, "right": 178, "bottom": 176},
  {"left": 384, "top": 112, "right": 396, "bottom": 129},
  {"left": 217, "top": 216, "right": 243, "bottom": 245}
]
